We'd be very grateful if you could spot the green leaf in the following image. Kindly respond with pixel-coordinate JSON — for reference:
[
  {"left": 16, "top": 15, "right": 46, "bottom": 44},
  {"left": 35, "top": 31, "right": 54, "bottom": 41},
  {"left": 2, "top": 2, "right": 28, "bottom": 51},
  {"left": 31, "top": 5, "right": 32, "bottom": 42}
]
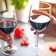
[{"left": 11, "top": 0, "right": 28, "bottom": 9}]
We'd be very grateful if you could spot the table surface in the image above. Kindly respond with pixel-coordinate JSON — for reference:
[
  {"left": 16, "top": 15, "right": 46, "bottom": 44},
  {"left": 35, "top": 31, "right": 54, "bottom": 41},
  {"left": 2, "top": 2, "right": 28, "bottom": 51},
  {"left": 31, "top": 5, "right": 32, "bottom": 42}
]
[
  {"left": 0, "top": 23, "right": 56, "bottom": 56},
  {"left": 38, "top": 42, "right": 56, "bottom": 56}
]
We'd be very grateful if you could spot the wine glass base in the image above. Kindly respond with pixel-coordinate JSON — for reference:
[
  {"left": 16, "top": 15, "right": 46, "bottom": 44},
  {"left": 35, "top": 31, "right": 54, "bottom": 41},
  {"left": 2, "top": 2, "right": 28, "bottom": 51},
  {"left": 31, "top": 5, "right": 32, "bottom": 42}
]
[
  {"left": 29, "top": 43, "right": 44, "bottom": 49},
  {"left": 2, "top": 46, "right": 17, "bottom": 55},
  {"left": 28, "top": 43, "right": 44, "bottom": 55},
  {"left": 37, "top": 44, "right": 44, "bottom": 50}
]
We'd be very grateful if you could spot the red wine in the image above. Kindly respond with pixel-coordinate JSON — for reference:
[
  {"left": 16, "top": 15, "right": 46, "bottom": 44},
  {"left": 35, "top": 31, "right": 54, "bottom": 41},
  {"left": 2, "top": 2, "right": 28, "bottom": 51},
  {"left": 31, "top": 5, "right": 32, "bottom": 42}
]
[
  {"left": 0, "top": 19, "right": 16, "bottom": 34},
  {"left": 30, "top": 15, "right": 50, "bottom": 32}
]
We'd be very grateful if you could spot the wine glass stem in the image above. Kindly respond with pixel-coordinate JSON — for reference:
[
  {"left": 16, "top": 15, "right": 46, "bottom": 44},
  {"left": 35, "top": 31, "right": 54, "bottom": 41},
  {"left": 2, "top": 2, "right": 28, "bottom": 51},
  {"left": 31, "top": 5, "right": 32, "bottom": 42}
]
[
  {"left": 35, "top": 31, "right": 39, "bottom": 46},
  {"left": 7, "top": 34, "right": 13, "bottom": 48}
]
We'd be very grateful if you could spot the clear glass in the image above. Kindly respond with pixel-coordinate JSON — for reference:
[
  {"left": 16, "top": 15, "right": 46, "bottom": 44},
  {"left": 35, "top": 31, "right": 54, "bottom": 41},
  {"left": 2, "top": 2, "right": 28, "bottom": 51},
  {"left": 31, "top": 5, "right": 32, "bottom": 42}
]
[
  {"left": 39, "top": 1, "right": 51, "bottom": 16},
  {"left": 0, "top": 10, "right": 17, "bottom": 55},
  {"left": 29, "top": 1, "right": 51, "bottom": 53}
]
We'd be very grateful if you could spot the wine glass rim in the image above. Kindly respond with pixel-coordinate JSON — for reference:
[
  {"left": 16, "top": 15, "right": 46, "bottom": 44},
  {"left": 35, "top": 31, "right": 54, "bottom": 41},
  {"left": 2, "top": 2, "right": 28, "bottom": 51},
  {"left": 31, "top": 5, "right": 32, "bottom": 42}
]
[
  {"left": 0, "top": 19, "right": 17, "bottom": 28},
  {"left": 0, "top": 19, "right": 14, "bottom": 22},
  {"left": 30, "top": 15, "right": 50, "bottom": 23},
  {"left": 40, "top": 1, "right": 51, "bottom": 9}
]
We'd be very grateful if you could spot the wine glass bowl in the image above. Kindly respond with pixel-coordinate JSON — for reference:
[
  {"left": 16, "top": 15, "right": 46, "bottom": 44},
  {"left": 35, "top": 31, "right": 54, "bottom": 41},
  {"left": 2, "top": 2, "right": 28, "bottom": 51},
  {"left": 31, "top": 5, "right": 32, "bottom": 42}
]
[
  {"left": 0, "top": 19, "right": 17, "bottom": 34},
  {"left": 0, "top": 19, "right": 17, "bottom": 55},
  {"left": 30, "top": 15, "right": 50, "bottom": 32}
]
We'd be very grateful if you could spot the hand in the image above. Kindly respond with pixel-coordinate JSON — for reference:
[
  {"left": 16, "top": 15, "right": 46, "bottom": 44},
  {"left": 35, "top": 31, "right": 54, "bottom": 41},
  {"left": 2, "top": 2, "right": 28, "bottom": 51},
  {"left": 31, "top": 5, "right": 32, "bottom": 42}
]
[
  {"left": 0, "top": 30, "right": 12, "bottom": 48},
  {"left": 30, "top": 10, "right": 56, "bottom": 37},
  {"left": 32, "top": 10, "right": 55, "bottom": 23}
]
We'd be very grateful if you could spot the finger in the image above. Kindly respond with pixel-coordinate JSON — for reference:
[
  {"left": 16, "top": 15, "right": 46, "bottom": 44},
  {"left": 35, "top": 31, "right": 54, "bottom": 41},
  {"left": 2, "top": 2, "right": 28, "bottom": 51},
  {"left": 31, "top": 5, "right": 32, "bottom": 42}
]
[
  {"left": 31, "top": 28, "right": 34, "bottom": 31},
  {"left": 32, "top": 10, "right": 55, "bottom": 23},
  {"left": 0, "top": 30, "right": 7, "bottom": 38},
  {"left": 32, "top": 10, "right": 49, "bottom": 17},
  {"left": 0, "top": 31, "right": 13, "bottom": 48},
  {"left": 7, "top": 34, "right": 13, "bottom": 48},
  {"left": 0, "top": 30, "right": 8, "bottom": 41},
  {"left": 50, "top": 15, "right": 55, "bottom": 23},
  {"left": 31, "top": 14, "right": 41, "bottom": 19},
  {"left": 0, "top": 35, "right": 2, "bottom": 39},
  {"left": 0, "top": 31, "right": 12, "bottom": 47}
]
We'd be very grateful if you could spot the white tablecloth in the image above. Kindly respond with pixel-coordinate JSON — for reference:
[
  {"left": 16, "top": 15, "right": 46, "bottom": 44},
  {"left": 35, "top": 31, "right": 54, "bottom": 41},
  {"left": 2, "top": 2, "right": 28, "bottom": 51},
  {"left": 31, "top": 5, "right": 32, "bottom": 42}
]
[{"left": 38, "top": 42, "right": 56, "bottom": 56}]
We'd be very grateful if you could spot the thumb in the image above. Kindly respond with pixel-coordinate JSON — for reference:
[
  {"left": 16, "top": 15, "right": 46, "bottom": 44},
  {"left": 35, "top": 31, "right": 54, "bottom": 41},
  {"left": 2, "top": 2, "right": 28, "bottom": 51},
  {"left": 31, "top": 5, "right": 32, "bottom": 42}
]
[{"left": 0, "top": 35, "right": 2, "bottom": 39}]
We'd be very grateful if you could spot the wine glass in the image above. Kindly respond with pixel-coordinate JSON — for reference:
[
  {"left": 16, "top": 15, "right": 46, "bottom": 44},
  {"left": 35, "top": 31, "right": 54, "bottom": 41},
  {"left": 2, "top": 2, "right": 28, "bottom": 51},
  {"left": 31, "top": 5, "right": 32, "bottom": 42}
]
[
  {"left": 39, "top": 1, "right": 51, "bottom": 16},
  {"left": 0, "top": 11, "right": 17, "bottom": 55},
  {"left": 29, "top": 2, "right": 51, "bottom": 51},
  {"left": 30, "top": 15, "right": 50, "bottom": 44}
]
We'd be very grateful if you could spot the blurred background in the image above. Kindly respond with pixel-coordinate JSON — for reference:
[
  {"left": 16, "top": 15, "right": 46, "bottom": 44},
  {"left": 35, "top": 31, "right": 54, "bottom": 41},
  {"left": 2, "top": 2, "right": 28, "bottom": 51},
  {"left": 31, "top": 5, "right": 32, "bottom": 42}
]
[{"left": 0, "top": 0, "right": 56, "bottom": 37}]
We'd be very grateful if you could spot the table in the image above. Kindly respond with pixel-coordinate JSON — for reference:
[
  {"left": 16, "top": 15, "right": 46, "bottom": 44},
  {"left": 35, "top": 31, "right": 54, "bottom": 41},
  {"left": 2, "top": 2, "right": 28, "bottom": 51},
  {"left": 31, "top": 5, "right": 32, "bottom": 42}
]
[
  {"left": 0, "top": 23, "right": 56, "bottom": 56},
  {"left": 38, "top": 42, "right": 56, "bottom": 56}
]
